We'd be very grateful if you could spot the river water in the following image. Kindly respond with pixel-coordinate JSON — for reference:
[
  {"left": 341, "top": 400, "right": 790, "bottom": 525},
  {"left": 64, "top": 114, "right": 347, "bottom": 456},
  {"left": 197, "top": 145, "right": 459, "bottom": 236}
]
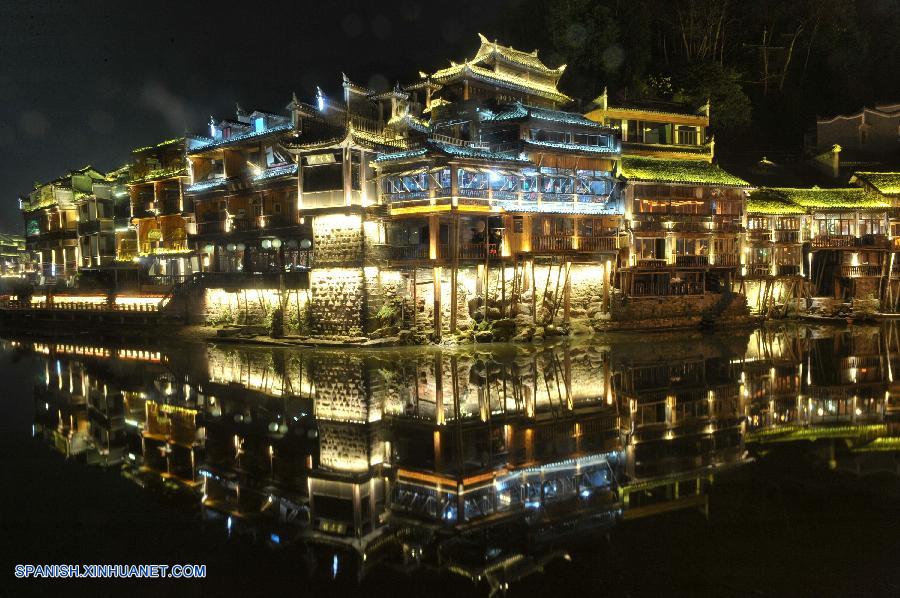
[{"left": 3, "top": 324, "right": 900, "bottom": 596}]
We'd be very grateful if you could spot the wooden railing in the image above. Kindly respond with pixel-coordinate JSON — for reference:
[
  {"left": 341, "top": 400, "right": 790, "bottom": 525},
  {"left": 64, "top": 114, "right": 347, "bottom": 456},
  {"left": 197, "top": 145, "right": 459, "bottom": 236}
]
[
  {"left": 532, "top": 235, "right": 617, "bottom": 253},
  {"left": 774, "top": 229, "right": 800, "bottom": 243},
  {"left": 713, "top": 254, "right": 740, "bottom": 266},
  {"left": 635, "top": 259, "right": 669, "bottom": 269},
  {"left": 630, "top": 280, "right": 705, "bottom": 297},
  {"left": 841, "top": 264, "right": 882, "bottom": 277},
  {"left": 812, "top": 235, "right": 855, "bottom": 248},
  {"left": 2, "top": 299, "right": 163, "bottom": 312},
  {"left": 388, "top": 244, "right": 430, "bottom": 260},
  {"left": 714, "top": 221, "right": 743, "bottom": 233},
  {"left": 674, "top": 255, "right": 709, "bottom": 267},
  {"left": 748, "top": 263, "right": 772, "bottom": 276},
  {"left": 197, "top": 220, "right": 226, "bottom": 235},
  {"left": 776, "top": 264, "right": 802, "bottom": 276}
]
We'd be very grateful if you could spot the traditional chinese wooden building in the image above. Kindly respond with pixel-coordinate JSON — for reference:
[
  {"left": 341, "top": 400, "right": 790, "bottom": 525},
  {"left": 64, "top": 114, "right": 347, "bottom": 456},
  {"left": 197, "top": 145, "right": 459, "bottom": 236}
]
[
  {"left": 127, "top": 137, "right": 194, "bottom": 278},
  {"left": 22, "top": 166, "right": 106, "bottom": 285}
]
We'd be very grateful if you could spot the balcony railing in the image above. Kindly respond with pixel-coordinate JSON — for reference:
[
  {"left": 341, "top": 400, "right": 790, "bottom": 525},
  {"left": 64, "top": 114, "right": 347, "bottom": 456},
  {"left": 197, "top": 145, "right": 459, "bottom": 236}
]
[
  {"left": 635, "top": 259, "right": 669, "bottom": 269},
  {"left": 675, "top": 255, "right": 709, "bottom": 267},
  {"left": 671, "top": 221, "right": 709, "bottom": 233},
  {"left": 713, "top": 254, "right": 740, "bottom": 267},
  {"left": 842, "top": 264, "right": 883, "bottom": 277},
  {"left": 630, "top": 280, "right": 705, "bottom": 297},
  {"left": 748, "top": 263, "right": 772, "bottom": 276},
  {"left": 812, "top": 235, "right": 855, "bottom": 248},
  {"left": 631, "top": 220, "right": 665, "bottom": 232},
  {"left": 774, "top": 229, "right": 801, "bottom": 243},
  {"left": 532, "top": 235, "right": 617, "bottom": 253},
  {"left": 196, "top": 221, "right": 227, "bottom": 235},
  {"left": 76, "top": 219, "right": 115, "bottom": 236},
  {"left": 388, "top": 244, "right": 430, "bottom": 260},
  {"left": 776, "top": 264, "right": 802, "bottom": 276},
  {"left": 714, "top": 221, "right": 743, "bottom": 233},
  {"left": 457, "top": 243, "right": 499, "bottom": 259}
]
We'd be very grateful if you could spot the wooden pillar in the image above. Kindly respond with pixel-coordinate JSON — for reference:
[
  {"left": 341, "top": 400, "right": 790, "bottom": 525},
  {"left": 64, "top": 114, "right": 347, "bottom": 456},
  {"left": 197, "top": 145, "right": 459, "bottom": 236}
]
[
  {"left": 434, "top": 353, "right": 444, "bottom": 426},
  {"left": 296, "top": 156, "right": 304, "bottom": 210},
  {"left": 342, "top": 145, "right": 352, "bottom": 206},
  {"left": 359, "top": 149, "right": 367, "bottom": 205},
  {"left": 450, "top": 213, "right": 459, "bottom": 333},
  {"left": 411, "top": 267, "right": 417, "bottom": 330},
  {"left": 428, "top": 214, "right": 440, "bottom": 260},
  {"left": 433, "top": 266, "right": 442, "bottom": 340},
  {"left": 601, "top": 264, "right": 608, "bottom": 313}
]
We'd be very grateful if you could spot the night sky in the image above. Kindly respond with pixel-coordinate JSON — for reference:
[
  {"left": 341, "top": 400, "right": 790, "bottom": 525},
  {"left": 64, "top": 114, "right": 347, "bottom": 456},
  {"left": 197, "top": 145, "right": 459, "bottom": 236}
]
[{"left": 0, "top": 0, "right": 520, "bottom": 233}]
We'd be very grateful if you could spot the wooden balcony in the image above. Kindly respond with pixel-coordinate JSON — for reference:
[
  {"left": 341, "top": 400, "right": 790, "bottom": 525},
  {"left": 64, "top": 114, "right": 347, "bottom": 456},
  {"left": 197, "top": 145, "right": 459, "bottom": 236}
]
[
  {"left": 674, "top": 255, "right": 709, "bottom": 267},
  {"left": 713, "top": 254, "right": 740, "bottom": 267},
  {"left": 77, "top": 219, "right": 115, "bottom": 236},
  {"left": 713, "top": 221, "right": 743, "bottom": 233},
  {"left": 388, "top": 244, "right": 430, "bottom": 261},
  {"left": 532, "top": 235, "right": 617, "bottom": 253},
  {"left": 196, "top": 220, "right": 227, "bottom": 235},
  {"left": 748, "top": 263, "right": 772, "bottom": 276},
  {"left": 630, "top": 279, "right": 705, "bottom": 297},
  {"left": 841, "top": 264, "right": 883, "bottom": 277},
  {"left": 776, "top": 264, "right": 802, "bottom": 276},
  {"left": 812, "top": 235, "right": 855, "bottom": 248},
  {"left": 635, "top": 259, "right": 669, "bottom": 269},
  {"left": 774, "top": 229, "right": 801, "bottom": 243},
  {"left": 385, "top": 243, "right": 501, "bottom": 262},
  {"left": 812, "top": 234, "right": 889, "bottom": 249}
]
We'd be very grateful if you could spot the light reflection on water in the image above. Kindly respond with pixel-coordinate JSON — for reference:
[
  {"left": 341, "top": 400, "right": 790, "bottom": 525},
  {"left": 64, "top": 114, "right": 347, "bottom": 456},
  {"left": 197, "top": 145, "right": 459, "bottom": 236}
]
[{"left": 9, "top": 323, "right": 900, "bottom": 592}]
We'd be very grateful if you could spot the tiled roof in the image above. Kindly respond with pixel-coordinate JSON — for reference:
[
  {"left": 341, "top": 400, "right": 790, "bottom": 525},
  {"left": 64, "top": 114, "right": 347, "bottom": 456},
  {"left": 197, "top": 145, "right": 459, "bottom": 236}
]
[
  {"left": 524, "top": 139, "right": 617, "bottom": 154},
  {"left": 375, "top": 141, "right": 531, "bottom": 164},
  {"left": 252, "top": 163, "right": 298, "bottom": 182},
  {"left": 189, "top": 124, "right": 292, "bottom": 153},
  {"left": 184, "top": 178, "right": 230, "bottom": 193},
  {"left": 850, "top": 171, "right": 900, "bottom": 195},
  {"left": 431, "top": 63, "right": 571, "bottom": 103},
  {"left": 485, "top": 102, "right": 602, "bottom": 128},
  {"left": 747, "top": 190, "right": 807, "bottom": 215},
  {"left": 752, "top": 187, "right": 887, "bottom": 210},
  {"left": 619, "top": 156, "right": 747, "bottom": 187},
  {"left": 473, "top": 33, "right": 564, "bottom": 76}
]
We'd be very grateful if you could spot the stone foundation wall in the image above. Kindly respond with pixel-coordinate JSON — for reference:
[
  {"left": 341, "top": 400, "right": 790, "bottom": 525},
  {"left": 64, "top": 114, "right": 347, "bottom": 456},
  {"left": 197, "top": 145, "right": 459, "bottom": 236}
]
[
  {"left": 312, "top": 213, "right": 364, "bottom": 266},
  {"left": 310, "top": 268, "right": 365, "bottom": 335},
  {"left": 312, "top": 355, "right": 371, "bottom": 422},
  {"left": 203, "top": 288, "right": 308, "bottom": 333},
  {"left": 595, "top": 292, "right": 752, "bottom": 331},
  {"left": 317, "top": 423, "right": 371, "bottom": 472}
]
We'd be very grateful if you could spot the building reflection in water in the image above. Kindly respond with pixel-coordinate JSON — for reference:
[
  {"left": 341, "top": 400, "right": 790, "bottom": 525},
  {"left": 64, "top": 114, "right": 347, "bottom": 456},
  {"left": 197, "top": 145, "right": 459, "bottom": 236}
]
[{"left": 15, "top": 323, "right": 900, "bottom": 590}]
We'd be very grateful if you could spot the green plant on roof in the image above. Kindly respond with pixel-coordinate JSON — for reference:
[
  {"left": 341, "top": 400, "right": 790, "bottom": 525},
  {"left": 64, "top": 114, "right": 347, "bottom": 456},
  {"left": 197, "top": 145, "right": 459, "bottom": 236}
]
[
  {"left": 852, "top": 172, "right": 900, "bottom": 195},
  {"left": 620, "top": 157, "right": 747, "bottom": 186},
  {"left": 782, "top": 187, "right": 884, "bottom": 209}
]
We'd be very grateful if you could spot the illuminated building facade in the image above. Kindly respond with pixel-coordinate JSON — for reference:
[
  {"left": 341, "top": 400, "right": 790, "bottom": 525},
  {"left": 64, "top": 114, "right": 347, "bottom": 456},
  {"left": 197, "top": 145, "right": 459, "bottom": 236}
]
[
  {"left": 127, "top": 137, "right": 195, "bottom": 278},
  {"left": 76, "top": 165, "right": 130, "bottom": 269},
  {"left": 21, "top": 166, "right": 106, "bottom": 284},
  {"left": 585, "top": 90, "right": 748, "bottom": 301},
  {"left": 13, "top": 35, "right": 900, "bottom": 334}
]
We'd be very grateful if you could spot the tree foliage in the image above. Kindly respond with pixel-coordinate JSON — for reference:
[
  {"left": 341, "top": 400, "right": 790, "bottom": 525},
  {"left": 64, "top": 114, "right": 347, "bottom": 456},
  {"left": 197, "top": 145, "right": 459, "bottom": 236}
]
[{"left": 491, "top": 0, "right": 900, "bottom": 152}]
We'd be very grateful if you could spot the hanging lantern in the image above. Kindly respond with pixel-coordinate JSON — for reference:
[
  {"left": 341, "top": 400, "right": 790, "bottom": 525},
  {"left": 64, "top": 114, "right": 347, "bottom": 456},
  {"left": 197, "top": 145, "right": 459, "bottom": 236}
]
[
  {"left": 226, "top": 243, "right": 236, "bottom": 252},
  {"left": 272, "top": 239, "right": 282, "bottom": 249},
  {"left": 261, "top": 239, "right": 272, "bottom": 249}
]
